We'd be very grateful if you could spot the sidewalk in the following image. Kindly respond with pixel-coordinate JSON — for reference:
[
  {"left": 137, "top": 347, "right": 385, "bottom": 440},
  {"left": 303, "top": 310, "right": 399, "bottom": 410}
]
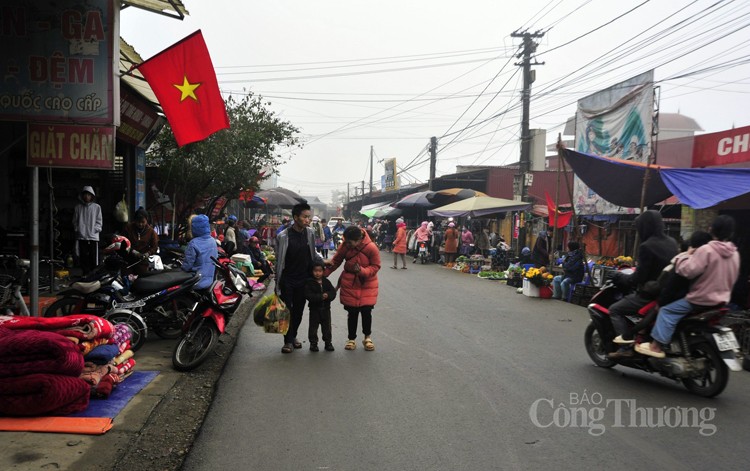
[{"left": 0, "top": 288, "right": 263, "bottom": 471}]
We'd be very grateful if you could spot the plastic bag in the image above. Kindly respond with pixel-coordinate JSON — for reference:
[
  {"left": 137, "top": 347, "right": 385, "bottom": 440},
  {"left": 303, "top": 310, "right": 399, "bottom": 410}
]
[
  {"left": 114, "top": 195, "right": 129, "bottom": 223},
  {"left": 252, "top": 293, "right": 289, "bottom": 334}
]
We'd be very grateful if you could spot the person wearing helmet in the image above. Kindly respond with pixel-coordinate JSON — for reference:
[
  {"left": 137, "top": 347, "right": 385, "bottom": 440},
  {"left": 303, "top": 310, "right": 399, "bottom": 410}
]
[
  {"left": 182, "top": 214, "right": 217, "bottom": 291},
  {"left": 73, "top": 186, "right": 102, "bottom": 276},
  {"left": 123, "top": 209, "right": 159, "bottom": 275}
]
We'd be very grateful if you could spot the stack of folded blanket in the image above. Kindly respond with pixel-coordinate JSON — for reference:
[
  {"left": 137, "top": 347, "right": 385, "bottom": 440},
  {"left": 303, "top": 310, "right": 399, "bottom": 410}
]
[
  {"left": 81, "top": 324, "right": 135, "bottom": 398},
  {"left": 0, "top": 327, "right": 89, "bottom": 416},
  {"left": 0, "top": 315, "right": 139, "bottom": 413}
]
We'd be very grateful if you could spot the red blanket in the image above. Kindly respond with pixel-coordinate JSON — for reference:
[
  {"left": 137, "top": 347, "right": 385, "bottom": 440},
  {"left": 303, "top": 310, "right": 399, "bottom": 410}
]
[
  {"left": 0, "top": 314, "right": 113, "bottom": 340},
  {"left": 0, "top": 328, "right": 84, "bottom": 378},
  {"left": 0, "top": 374, "right": 90, "bottom": 416}
]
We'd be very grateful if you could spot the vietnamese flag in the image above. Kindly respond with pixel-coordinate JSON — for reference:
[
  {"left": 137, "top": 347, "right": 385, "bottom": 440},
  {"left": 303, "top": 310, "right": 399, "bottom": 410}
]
[
  {"left": 545, "top": 191, "right": 573, "bottom": 228},
  {"left": 136, "top": 31, "right": 229, "bottom": 147}
]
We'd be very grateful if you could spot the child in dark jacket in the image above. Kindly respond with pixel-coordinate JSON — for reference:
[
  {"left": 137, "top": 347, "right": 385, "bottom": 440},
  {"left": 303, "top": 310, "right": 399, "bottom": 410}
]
[{"left": 304, "top": 261, "right": 337, "bottom": 352}]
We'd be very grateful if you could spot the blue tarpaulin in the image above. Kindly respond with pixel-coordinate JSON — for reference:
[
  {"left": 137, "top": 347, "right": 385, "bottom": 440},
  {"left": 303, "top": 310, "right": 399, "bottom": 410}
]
[{"left": 562, "top": 149, "right": 750, "bottom": 209}]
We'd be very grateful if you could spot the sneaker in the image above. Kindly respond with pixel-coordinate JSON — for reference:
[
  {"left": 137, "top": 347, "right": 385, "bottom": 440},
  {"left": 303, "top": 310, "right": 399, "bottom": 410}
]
[
  {"left": 324, "top": 343, "right": 335, "bottom": 352},
  {"left": 310, "top": 343, "right": 319, "bottom": 352},
  {"left": 635, "top": 342, "right": 665, "bottom": 358},
  {"left": 613, "top": 335, "right": 635, "bottom": 345}
]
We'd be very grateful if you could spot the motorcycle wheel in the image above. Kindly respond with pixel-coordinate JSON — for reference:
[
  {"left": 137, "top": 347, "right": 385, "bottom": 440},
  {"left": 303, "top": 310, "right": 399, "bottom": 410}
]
[
  {"left": 106, "top": 312, "right": 148, "bottom": 352},
  {"left": 44, "top": 297, "right": 81, "bottom": 317},
  {"left": 584, "top": 323, "right": 616, "bottom": 368},
  {"left": 681, "top": 341, "right": 729, "bottom": 398},
  {"left": 172, "top": 320, "right": 219, "bottom": 371},
  {"left": 152, "top": 296, "right": 194, "bottom": 339}
]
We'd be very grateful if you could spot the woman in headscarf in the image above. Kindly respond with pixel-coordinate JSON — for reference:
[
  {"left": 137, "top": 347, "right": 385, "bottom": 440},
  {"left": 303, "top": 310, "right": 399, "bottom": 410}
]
[
  {"left": 391, "top": 218, "right": 408, "bottom": 269},
  {"left": 412, "top": 221, "right": 432, "bottom": 263}
]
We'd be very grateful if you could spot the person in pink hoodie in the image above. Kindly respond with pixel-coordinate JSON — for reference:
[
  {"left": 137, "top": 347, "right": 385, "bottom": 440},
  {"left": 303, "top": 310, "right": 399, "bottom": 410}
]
[{"left": 636, "top": 215, "right": 740, "bottom": 358}]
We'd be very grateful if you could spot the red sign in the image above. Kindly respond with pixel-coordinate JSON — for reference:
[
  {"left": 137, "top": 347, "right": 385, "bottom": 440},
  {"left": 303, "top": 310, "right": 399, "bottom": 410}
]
[
  {"left": 27, "top": 123, "right": 115, "bottom": 169},
  {"left": 692, "top": 125, "right": 750, "bottom": 167}
]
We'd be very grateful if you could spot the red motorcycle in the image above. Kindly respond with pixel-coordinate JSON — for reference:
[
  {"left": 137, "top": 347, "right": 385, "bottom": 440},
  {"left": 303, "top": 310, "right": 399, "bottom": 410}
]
[{"left": 172, "top": 257, "right": 249, "bottom": 371}]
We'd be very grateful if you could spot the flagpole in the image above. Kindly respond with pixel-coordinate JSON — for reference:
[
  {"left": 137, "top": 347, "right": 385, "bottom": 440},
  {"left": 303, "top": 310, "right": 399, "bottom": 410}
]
[
  {"left": 557, "top": 140, "right": 591, "bottom": 284},
  {"left": 551, "top": 133, "right": 563, "bottom": 266}
]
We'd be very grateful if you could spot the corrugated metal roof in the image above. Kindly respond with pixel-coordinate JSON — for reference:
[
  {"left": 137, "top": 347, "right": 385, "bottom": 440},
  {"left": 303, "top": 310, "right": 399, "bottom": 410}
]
[
  {"left": 121, "top": 0, "right": 189, "bottom": 19},
  {"left": 119, "top": 37, "right": 160, "bottom": 109}
]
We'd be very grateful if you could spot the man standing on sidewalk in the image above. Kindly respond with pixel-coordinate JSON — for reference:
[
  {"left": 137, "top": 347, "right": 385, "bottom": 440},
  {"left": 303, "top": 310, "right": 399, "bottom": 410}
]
[
  {"left": 73, "top": 186, "right": 102, "bottom": 276},
  {"left": 274, "top": 203, "right": 323, "bottom": 354}
]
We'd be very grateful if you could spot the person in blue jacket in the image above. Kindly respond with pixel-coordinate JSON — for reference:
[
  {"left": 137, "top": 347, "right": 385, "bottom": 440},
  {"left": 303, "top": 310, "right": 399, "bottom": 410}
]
[{"left": 182, "top": 214, "right": 218, "bottom": 290}]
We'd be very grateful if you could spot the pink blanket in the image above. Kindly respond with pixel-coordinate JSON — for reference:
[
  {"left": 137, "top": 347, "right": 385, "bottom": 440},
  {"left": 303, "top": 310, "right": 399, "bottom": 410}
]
[{"left": 0, "top": 314, "right": 113, "bottom": 340}]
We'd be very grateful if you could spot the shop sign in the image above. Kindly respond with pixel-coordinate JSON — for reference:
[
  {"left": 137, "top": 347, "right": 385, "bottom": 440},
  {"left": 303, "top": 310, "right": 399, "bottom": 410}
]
[
  {"left": 135, "top": 148, "right": 146, "bottom": 210},
  {"left": 0, "top": 0, "right": 118, "bottom": 124},
  {"left": 27, "top": 123, "right": 115, "bottom": 169},
  {"left": 692, "top": 125, "right": 750, "bottom": 167},
  {"left": 119, "top": 86, "right": 165, "bottom": 149}
]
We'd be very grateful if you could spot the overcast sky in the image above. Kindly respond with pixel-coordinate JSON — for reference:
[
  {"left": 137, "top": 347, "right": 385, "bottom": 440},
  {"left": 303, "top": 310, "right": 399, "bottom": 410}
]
[{"left": 121, "top": 0, "right": 750, "bottom": 203}]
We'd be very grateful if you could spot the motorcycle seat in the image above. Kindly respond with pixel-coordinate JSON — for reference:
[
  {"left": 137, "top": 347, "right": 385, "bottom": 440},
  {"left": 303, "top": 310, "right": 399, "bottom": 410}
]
[
  {"left": 70, "top": 280, "right": 101, "bottom": 294},
  {"left": 130, "top": 271, "right": 197, "bottom": 294}
]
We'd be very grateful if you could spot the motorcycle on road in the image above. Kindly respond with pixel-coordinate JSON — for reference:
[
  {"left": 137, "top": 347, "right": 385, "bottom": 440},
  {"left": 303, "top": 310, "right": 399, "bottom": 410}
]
[{"left": 584, "top": 279, "right": 742, "bottom": 397}]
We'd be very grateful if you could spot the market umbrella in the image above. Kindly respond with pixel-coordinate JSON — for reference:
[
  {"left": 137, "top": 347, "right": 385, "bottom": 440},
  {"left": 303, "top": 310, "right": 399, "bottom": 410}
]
[
  {"left": 393, "top": 191, "right": 436, "bottom": 209},
  {"left": 427, "top": 196, "right": 531, "bottom": 218},
  {"left": 426, "top": 188, "right": 488, "bottom": 207},
  {"left": 360, "top": 202, "right": 399, "bottom": 218},
  {"left": 252, "top": 188, "right": 307, "bottom": 208}
]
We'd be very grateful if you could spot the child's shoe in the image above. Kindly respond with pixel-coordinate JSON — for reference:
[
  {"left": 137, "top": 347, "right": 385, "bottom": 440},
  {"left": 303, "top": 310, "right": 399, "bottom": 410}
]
[
  {"left": 310, "top": 343, "right": 319, "bottom": 352},
  {"left": 324, "top": 342, "right": 335, "bottom": 352}
]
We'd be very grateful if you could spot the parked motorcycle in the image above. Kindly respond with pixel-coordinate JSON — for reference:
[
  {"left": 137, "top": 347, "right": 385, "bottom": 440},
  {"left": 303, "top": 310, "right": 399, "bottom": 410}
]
[
  {"left": 584, "top": 279, "right": 742, "bottom": 397},
  {"left": 172, "top": 257, "right": 249, "bottom": 371}
]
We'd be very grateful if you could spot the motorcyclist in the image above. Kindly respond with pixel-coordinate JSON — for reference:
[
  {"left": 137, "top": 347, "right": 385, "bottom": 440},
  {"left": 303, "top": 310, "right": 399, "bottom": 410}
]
[
  {"left": 412, "top": 221, "right": 432, "bottom": 263},
  {"left": 608, "top": 210, "right": 678, "bottom": 359},
  {"left": 636, "top": 215, "right": 740, "bottom": 358}
]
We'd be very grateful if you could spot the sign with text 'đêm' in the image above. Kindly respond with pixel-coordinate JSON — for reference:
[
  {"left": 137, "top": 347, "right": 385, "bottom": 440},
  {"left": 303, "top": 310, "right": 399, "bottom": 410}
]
[{"left": 27, "top": 123, "right": 115, "bottom": 169}]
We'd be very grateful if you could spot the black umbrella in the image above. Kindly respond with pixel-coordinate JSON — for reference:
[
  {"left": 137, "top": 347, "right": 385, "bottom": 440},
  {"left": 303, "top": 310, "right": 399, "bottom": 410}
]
[
  {"left": 250, "top": 188, "right": 307, "bottom": 209},
  {"left": 426, "top": 188, "right": 488, "bottom": 207}
]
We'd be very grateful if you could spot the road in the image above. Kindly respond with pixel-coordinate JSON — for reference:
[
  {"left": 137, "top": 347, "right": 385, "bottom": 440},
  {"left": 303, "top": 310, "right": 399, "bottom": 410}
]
[{"left": 182, "top": 258, "right": 750, "bottom": 471}]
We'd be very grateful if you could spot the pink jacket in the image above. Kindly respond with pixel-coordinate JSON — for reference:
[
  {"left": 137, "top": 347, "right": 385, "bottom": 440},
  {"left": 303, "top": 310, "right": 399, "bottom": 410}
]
[
  {"left": 461, "top": 230, "right": 474, "bottom": 245},
  {"left": 675, "top": 240, "right": 740, "bottom": 306}
]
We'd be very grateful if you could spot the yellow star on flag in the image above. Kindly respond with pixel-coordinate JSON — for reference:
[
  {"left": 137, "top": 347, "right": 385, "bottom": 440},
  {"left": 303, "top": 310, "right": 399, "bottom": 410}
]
[{"left": 173, "top": 76, "right": 201, "bottom": 102}]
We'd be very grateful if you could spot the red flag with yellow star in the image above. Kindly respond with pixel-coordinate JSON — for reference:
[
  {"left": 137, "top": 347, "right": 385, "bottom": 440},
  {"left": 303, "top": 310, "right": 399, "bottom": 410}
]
[{"left": 136, "top": 31, "right": 229, "bottom": 147}]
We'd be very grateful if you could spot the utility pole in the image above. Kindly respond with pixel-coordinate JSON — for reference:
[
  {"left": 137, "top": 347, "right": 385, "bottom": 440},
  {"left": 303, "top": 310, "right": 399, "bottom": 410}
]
[
  {"left": 369, "top": 145, "right": 374, "bottom": 199},
  {"left": 361, "top": 181, "right": 365, "bottom": 200},
  {"left": 428, "top": 136, "right": 437, "bottom": 190},
  {"left": 511, "top": 29, "right": 544, "bottom": 253},
  {"left": 347, "top": 183, "right": 350, "bottom": 204},
  {"left": 511, "top": 30, "right": 544, "bottom": 202}
]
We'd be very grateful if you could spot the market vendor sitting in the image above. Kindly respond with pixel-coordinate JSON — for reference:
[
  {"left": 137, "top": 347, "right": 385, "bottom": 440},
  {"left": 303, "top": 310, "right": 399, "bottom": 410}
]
[{"left": 551, "top": 241, "right": 584, "bottom": 300}]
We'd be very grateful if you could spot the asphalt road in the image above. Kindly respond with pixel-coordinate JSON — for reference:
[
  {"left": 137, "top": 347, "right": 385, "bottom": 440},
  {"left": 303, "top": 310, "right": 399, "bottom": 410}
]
[{"left": 182, "top": 259, "right": 750, "bottom": 471}]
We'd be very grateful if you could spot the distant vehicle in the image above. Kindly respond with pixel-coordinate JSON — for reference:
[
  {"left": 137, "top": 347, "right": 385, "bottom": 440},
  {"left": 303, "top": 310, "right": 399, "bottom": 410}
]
[{"left": 327, "top": 217, "right": 345, "bottom": 228}]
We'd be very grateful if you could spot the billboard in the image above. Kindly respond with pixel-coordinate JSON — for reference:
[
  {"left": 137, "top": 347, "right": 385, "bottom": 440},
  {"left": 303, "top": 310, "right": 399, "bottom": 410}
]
[
  {"left": 692, "top": 124, "right": 750, "bottom": 167},
  {"left": 0, "top": 0, "right": 119, "bottom": 124},
  {"left": 574, "top": 70, "right": 654, "bottom": 214},
  {"left": 383, "top": 158, "right": 398, "bottom": 191}
]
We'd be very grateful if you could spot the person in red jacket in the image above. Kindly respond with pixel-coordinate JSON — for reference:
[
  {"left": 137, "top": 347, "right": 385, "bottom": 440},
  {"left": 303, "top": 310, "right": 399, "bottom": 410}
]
[
  {"left": 390, "top": 218, "right": 408, "bottom": 269},
  {"left": 325, "top": 226, "right": 381, "bottom": 351}
]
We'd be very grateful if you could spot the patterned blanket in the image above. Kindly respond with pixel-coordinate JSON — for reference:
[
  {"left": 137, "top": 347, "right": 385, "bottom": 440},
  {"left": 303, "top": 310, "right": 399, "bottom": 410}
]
[
  {"left": 0, "top": 328, "right": 84, "bottom": 378},
  {"left": 0, "top": 314, "right": 113, "bottom": 340},
  {"left": 0, "top": 374, "right": 90, "bottom": 416}
]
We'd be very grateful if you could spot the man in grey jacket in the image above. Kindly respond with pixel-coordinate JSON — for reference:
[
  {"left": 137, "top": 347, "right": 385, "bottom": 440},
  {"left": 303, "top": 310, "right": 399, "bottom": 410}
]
[
  {"left": 73, "top": 186, "right": 102, "bottom": 275},
  {"left": 275, "top": 203, "right": 323, "bottom": 354}
]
